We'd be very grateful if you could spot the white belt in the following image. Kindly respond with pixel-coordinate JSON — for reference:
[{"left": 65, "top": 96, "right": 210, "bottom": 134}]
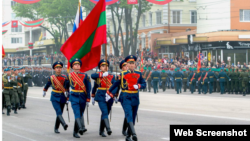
[
  {"left": 25, "top": 83, "right": 28, "bottom": 85},
  {"left": 13, "top": 86, "right": 21, "bottom": 88}
]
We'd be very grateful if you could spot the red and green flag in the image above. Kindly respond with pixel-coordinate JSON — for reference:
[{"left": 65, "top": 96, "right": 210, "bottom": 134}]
[
  {"left": 60, "top": 0, "right": 106, "bottom": 73},
  {"left": 2, "top": 45, "right": 5, "bottom": 58},
  {"left": 19, "top": 19, "right": 44, "bottom": 27},
  {"left": 2, "top": 30, "right": 7, "bottom": 35}
]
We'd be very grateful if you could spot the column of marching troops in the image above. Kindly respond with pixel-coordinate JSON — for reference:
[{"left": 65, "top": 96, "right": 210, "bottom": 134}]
[{"left": 140, "top": 66, "right": 250, "bottom": 96}]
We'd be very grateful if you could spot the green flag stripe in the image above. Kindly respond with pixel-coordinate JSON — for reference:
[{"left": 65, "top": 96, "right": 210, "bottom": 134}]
[
  {"left": 70, "top": 30, "right": 96, "bottom": 62},
  {"left": 98, "top": 11, "right": 106, "bottom": 27},
  {"left": 22, "top": 20, "right": 43, "bottom": 26}
]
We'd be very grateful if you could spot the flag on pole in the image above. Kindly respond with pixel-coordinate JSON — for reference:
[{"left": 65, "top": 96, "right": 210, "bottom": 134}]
[
  {"left": 2, "top": 45, "right": 5, "bottom": 58},
  {"left": 60, "top": 0, "right": 106, "bottom": 73},
  {"left": 140, "top": 51, "right": 143, "bottom": 72},
  {"left": 72, "top": 0, "right": 83, "bottom": 33},
  {"left": 127, "top": 0, "right": 138, "bottom": 4},
  {"left": 197, "top": 51, "right": 201, "bottom": 73},
  {"left": 2, "top": 21, "right": 10, "bottom": 27}
]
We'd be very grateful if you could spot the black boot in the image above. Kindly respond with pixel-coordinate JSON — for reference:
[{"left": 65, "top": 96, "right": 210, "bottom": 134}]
[
  {"left": 126, "top": 128, "right": 133, "bottom": 141},
  {"left": 99, "top": 119, "right": 106, "bottom": 137},
  {"left": 14, "top": 104, "right": 18, "bottom": 114},
  {"left": 80, "top": 116, "right": 87, "bottom": 133},
  {"left": 11, "top": 104, "right": 15, "bottom": 111},
  {"left": 73, "top": 121, "right": 80, "bottom": 138},
  {"left": 76, "top": 118, "right": 84, "bottom": 135},
  {"left": 22, "top": 104, "right": 26, "bottom": 109},
  {"left": 228, "top": 91, "right": 230, "bottom": 94},
  {"left": 54, "top": 117, "right": 60, "bottom": 133},
  {"left": 122, "top": 118, "right": 128, "bottom": 136},
  {"left": 7, "top": 106, "right": 11, "bottom": 116},
  {"left": 103, "top": 118, "right": 112, "bottom": 135},
  {"left": 243, "top": 91, "right": 246, "bottom": 96},
  {"left": 127, "top": 122, "right": 137, "bottom": 141},
  {"left": 58, "top": 115, "right": 68, "bottom": 130}
]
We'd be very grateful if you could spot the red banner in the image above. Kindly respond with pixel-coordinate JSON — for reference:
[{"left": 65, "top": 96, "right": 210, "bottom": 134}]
[
  {"left": 127, "top": 0, "right": 138, "bottom": 4},
  {"left": 197, "top": 52, "right": 201, "bottom": 73},
  {"left": 11, "top": 20, "right": 18, "bottom": 28}
]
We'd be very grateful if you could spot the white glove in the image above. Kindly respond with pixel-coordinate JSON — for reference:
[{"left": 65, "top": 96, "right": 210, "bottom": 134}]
[
  {"left": 2, "top": 90, "right": 3, "bottom": 93},
  {"left": 23, "top": 74, "right": 25, "bottom": 77},
  {"left": 249, "top": 81, "right": 250, "bottom": 83},
  {"left": 103, "top": 72, "right": 109, "bottom": 77},
  {"left": 115, "top": 97, "right": 118, "bottom": 103},
  {"left": 201, "top": 82, "right": 203, "bottom": 84},
  {"left": 105, "top": 93, "right": 111, "bottom": 102},
  {"left": 208, "top": 82, "right": 210, "bottom": 84},
  {"left": 91, "top": 97, "right": 95, "bottom": 105},
  {"left": 66, "top": 101, "right": 69, "bottom": 104},
  {"left": 22, "top": 92, "right": 24, "bottom": 94},
  {"left": 133, "top": 85, "right": 139, "bottom": 89},
  {"left": 86, "top": 102, "right": 89, "bottom": 107},
  {"left": 43, "top": 91, "right": 46, "bottom": 97},
  {"left": 217, "top": 79, "right": 219, "bottom": 81},
  {"left": 229, "top": 79, "right": 231, "bottom": 81},
  {"left": 64, "top": 92, "right": 69, "bottom": 97},
  {"left": 175, "top": 79, "right": 176, "bottom": 80},
  {"left": 8, "top": 79, "right": 10, "bottom": 82},
  {"left": 196, "top": 81, "right": 198, "bottom": 83}
]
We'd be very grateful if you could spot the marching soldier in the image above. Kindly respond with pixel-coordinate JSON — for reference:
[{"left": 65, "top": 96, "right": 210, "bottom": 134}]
[
  {"left": 188, "top": 68, "right": 196, "bottom": 94},
  {"left": 218, "top": 68, "right": 231, "bottom": 94},
  {"left": 182, "top": 69, "right": 188, "bottom": 92},
  {"left": 239, "top": 68, "right": 248, "bottom": 96},
  {"left": 115, "top": 60, "right": 128, "bottom": 136},
  {"left": 68, "top": 58, "right": 91, "bottom": 138},
  {"left": 196, "top": 69, "right": 202, "bottom": 94},
  {"left": 2, "top": 68, "right": 17, "bottom": 116},
  {"left": 145, "top": 67, "right": 152, "bottom": 92},
  {"left": 207, "top": 68, "right": 218, "bottom": 94},
  {"left": 173, "top": 68, "right": 184, "bottom": 94},
  {"left": 12, "top": 68, "right": 21, "bottom": 114},
  {"left": 91, "top": 59, "right": 117, "bottom": 137},
  {"left": 238, "top": 68, "right": 243, "bottom": 94},
  {"left": 201, "top": 68, "right": 209, "bottom": 94},
  {"left": 108, "top": 55, "right": 146, "bottom": 141},
  {"left": 16, "top": 68, "right": 24, "bottom": 109},
  {"left": 160, "top": 68, "right": 168, "bottom": 92},
  {"left": 248, "top": 69, "right": 250, "bottom": 94},
  {"left": 151, "top": 67, "right": 161, "bottom": 94},
  {"left": 141, "top": 67, "right": 147, "bottom": 92},
  {"left": 20, "top": 67, "right": 32, "bottom": 108},
  {"left": 231, "top": 68, "right": 237, "bottom": 94},
  {"left": 169, "top": 68, "right": 174, "bottom": 89},
  {"left": 43, "top": 62, "right": 69, "bottom": 134}
]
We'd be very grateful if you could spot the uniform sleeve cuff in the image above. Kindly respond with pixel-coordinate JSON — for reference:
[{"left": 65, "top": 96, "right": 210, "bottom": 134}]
[
  {"left": 86, "top": 98, "right": 90, "bottom": 102},
  {"left": 91, "top": 94, "right": 95, "bottom": 97},
  {"left": 115, "top": 93, "right": 119, "bottom": 97},
  {"left": 99, "top": 72, "right": 103, "bottom": 78},
  {"left": 43, "top": 88, "right": 47, "bottom": 92},
  {"left": 107, "top": 91, "right": 114, "bottom": 98},
  {"left": 138, "top": 84, "right": 141, "bottom": 89}
]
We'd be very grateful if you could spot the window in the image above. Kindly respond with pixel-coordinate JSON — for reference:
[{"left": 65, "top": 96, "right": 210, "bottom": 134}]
[
  {"left": 142, "top": 15, "right": 146, "bottom": 27},
  {"left": 11, "top": 37, "right": 22, "bottom": 44},
  {"left": 156, "top": 12, "right": 162, "bottom": 24},
  {"left": 11, "top": 1, "right": 17, "bottom": 7},
  {"left": 240, "top": 10, "right": 250, "bottom": 22},
  {"left": 172, "top": 10, "right": 181, "bottom": 24},
  {"left": 190, "top": 11, "right": 197, "bottom": 23},
  {"left": 67, "top": 24, "right": 73, "bottom": 32},
  {"left": 11, "top": 13, "right": 21, "bottom": 20},
  {"left": 149, "top": 13, "right": 152, "bottom": 26},
  {"left": 11, "top": 25, "right": 22, "bottom": 32}
]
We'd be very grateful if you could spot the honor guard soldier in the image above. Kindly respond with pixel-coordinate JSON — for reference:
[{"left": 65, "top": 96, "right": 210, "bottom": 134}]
[
  {"left": 169, "top": 68, "right": 175, "bottom": 89},
  {"left": 248, "top": 69, "right": 250, "bottom": 94},
  {"left": 116, "top": 60, "right": 129, "bottom": 136},
  {"left": 91, "top": 59, "right": 117, "bottom": 137},
  {"left": 173, "top": 68, "right": 184, "bottom": 94},
  {"left": 239, "top": 68, "right": 248, "bottom": 96},
  {"left": 151, "top": 67, "right": 161, "bottom": 94},
  {"left": 231, "top": 68, "right": 237, "bottom": 94},
  {"left": 188, "top": 68, "right": 196, "bottom": 94},
  {"left": 68, "top": 58, "right": 91, "bottom": 138},
  {"left": 218, "top": 68, "right": 231, "bottom": 94},
  {"left": 182, "top": 69, "right": 188, "bottom": 92},
  {"left": 43, "top": 62, "right": 69, "bottom": 134},
  {"left": 108, "top": 55, "right": 146, "bottom": 141},
  {"left": 196, "top": 69, "right": 202, "bottom": 94},
  {"left": 201, "top": 68, "right": 209, "bottom": 94},
  {"left": 12, "top": 68, "right": 21, "bottom": 113},
  {"left": 20, "top": 67, "right": 32, "bottom": 108},
  {"left": 207, "top": 68, "right": 218, "bottom": 94},
  {"left": 2, "top": 68, "right": 17, "bottom": 116},
  {"left": 16, "top": 68, "right": 24, "bottom": 109},
  {"left": 145, "top": 67, "right": 152, "bottom": 92}
]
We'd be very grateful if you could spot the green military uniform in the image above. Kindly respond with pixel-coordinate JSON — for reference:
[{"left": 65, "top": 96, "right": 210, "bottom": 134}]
[
  {"left": 146, "top": 68, "right": 152, "bottom": 92},
  {"left": 160, "top": 69, "right": 168, "bottom": 92},
  {"left": 188, "top": 69, "right": 196, "bottom": 94},
  {"left": 215, "top": 71, "right": 220, "bottom": 92},
  {"left": 20, "top": 67, "right": 32, "bottom": 108},
  {"left": 2, "top": 72, "right": 6, "bottom": 114},
  {"left": 196, "top": 71, "right": 202, "bottom": 94},
  {"left": 16, "top": 69, "right": 25, "bottom": 109},
  {"left": 207, "top": 68, "right": 218, "bottom": 94},
  {"left": 239, "top": 68, "right": 249, "bottom": 96},
  {"left": 231, "top": 69, "right": 237, "bottom": 94},
  {"left": 173, "top": 68, "right": 184, "bottom": 94},
  {"left": 248, "top": 69, "right": 250, "bottom": 94},
  {"left": 12, "top": 73, "right": 21, "bottom": 113},
  {"left": 2, "top": 69, "right": 17, "bottom": 116},
  {"left": 226, "top": 68, "right": 233, "bottom": 94},
  {"left": 141, "top": 67, "right": 147, "bottom": 92},
  {"left": 182, "top": 69, "right": 188, "bottom": 92},
  {"left": 238, "top": 69, "right": 243, "bottom": 94},
  {"left": 201, "top": 69, "right": 209, "bottom": 94}
]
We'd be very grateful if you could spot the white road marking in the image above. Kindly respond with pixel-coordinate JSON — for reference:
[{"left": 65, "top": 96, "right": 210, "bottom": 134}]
[
  {"left": 28, "top": 96, "right": 250, "bottom": 122},
  {"left": 27, "top": 96, "right": 49, "bottom": 100},
  {"left": 162, "top": 137, "right": 170, "bottom": 140},
  {"left": 3, "top": 130, "right": 37, "bottom": 141}
]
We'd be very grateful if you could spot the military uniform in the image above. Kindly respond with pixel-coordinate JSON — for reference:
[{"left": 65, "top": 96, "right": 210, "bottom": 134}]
[
  {"left": 141, "top": 68, "right": 147, "bottom": 92},
  {"left": 91, "top": 59, "right": 116, "bottom": 138},
  {"left": 207, "top": 68, "right": 218, "bottom": 94},
  {"left": 43, "top": 62, "right": 69, "bottom": 134},
  {"left": 2, "top": 68, "right": 17, "bottom": 116},
  {"left": 182, "top": 69, "right": 188, "bottom": 92},
  {"left": 239, "top": 68, "right": 249, "bottom": 96},
  {"left": 160, "top": 68, "right": 168, "bottom": 92},
  {"left": 68, "top": 59, "right": 91, "bottom": 138},
  {"left": 188, "top": 69, "right": 196, "bottom": 94},
  {"left": 151, "top": 67, "right": 161, "bottom": 94},
  {"left": 12, "top": 70, "right": 21, "bottom": 114},
  {"left": 218, "top": 69, "right": 231, "bottom": 94},
  {"left": 169, "top": 68, "right": 174, "bottom": 89},
  {"left": 173, "top": 68, "right": 184, "bottom": 94},
  {"left": 201, "top": 69, "right": 209, "bottom": 94},
  {"left": 145, "top": 68, "right": 152, "bottom": 92},
  {"left": 196, "top": 71, "right": 202, "bottom": 94},
  {"left": 108, "top": 55, "right": 146, "bottom": 141}
]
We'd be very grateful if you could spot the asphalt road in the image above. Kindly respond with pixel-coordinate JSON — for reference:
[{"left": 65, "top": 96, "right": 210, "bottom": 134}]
[{"left": 2, "top": 71, "right": 250, "bottom": 141}]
